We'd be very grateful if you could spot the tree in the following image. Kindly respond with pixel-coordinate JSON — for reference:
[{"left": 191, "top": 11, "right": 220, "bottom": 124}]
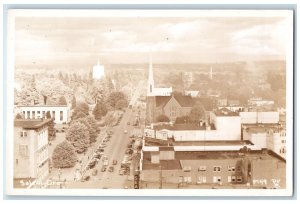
[
  {"left": 58, "top": 96, "right": 67, "bottom": 105},
  {"left": 86, "top": 115, "right": 100, "bottom": 133},
  {"left": 15, "top": 113, "right": 23, "bottom": 119},
  {"left": 72, "top": 110, "right": 87, "bottom": 120},
  {"left": 156, "top": 114, "right": 170, "bottom": 122},
  {"left": 189, "top": 103, "right": 205, "bottom": 124},
  {"left": 106, "top": 91, "right": 127, "bottom": 109},
  {"left": 48, "top": 118, "right": 56, "bottom": 141},
  {"left": 45, "top": 111, "right": 51, "bottom": 119},
  {"left": 52, "top": 140, "right": 77, "bottom": 168},
  {"left": 73, "top": 117, "right": 96, "bottom": 144},
  {"left": 115, "top": 99, "right": 128, "bottom": 110},
  {"left": 76, "top": 101, "right": 89, "bottom": 115},
  {"left": 93, "top": 102, "right": 107, "bottom": 120},
  {"left": 71, "top": 96, "right": 76, "bottom": 109},
  {"left": 175, "top": 116, "right": 190, "bottom": 124},
  {"left": 66, "top": 121, "right": 90, "bottom": 153}
]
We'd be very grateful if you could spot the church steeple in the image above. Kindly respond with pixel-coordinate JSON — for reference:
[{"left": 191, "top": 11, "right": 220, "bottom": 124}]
[{"left": 147, "top": 54, "right": 154, "bottom": 96}]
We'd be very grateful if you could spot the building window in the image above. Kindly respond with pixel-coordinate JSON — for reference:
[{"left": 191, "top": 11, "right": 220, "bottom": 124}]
[
  {"left": 42, "top": 111, "right": 45, "bottom": 118},
  {"left": 228, "top": 176, "right": 236, "bottom": 182},
  {"left": 197, "top": 176, "right": 206, "bottom": 184},
  {"left": 178, "top": 176, "right": 183, "bottom": 183},
  {"left": 32, "top": 111, "right": 35, "bottom": 119},
  {"left": 37, "top": 111, "right": 40, "bottom": 115},
  {"left": 236, "top": 166, "right": 241, "bottom": 172},
  {"left": 198, "top": 166, "right": 207, "bottom": 171},
  {"left": 213, "top": 176, "right": 221, "bottom": 183},
  {"left": 184, "top": 177, "right": 192, "bottom": 183},
  {"left": 52, "top": 111, "right": 55, "bottom": 119},
  {"left": 19, "top": 144, "right": 28, "bottom": 156},
  {"left": 213, "top": 166, "right": 221, "bottom": 172},
  {"left": 236, "top": 176, "right": 242, "bottom": 182},
  {"left": 183, "top": 166, "right": 191, "bottom": 172},
  {"left": 20, "top": 131, "right": 27, "bottom": 137},
  {"left": 228, "top": 166, "right": 235, "bottom": 172},
  {"left": 60, "top": 111, "right": 63, "bottom": 121},
  {"left": 27, "top": 111, "right": 30, "bottom": 119},
  {"left": 16, "top": 159, "right": 18, "bottom": 165}
]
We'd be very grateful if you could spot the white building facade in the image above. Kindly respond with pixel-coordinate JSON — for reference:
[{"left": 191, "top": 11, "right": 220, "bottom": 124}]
[{"left": 17, "top": 105, "right": 71, "bottom": 124}]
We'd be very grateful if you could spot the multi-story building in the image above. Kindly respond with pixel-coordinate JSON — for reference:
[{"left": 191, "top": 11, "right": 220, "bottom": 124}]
[
  {"left": 242, "top": 123, "right": 286, "bottom": 159},
  {"left": 248, "top": 97, "right": 274, "bottom": 107},
  {"left": 16, "top": 105, "right": 71, "bottom": 124},
  {"left": 239, "top": 111, "right": 279, "bottom": 124},
  {"left": 145, "top": 107, "right": 242, "bottom": 141},
  {"left": 140, "top": 138, "right": 286, "bottom": 189},
  {"left": 14, "top": 119, "right": 51, "bottom": 187}
]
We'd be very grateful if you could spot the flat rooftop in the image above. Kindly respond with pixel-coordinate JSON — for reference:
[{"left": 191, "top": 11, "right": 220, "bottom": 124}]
[
  {"left": 14, "top": 119, "right": 52, "bottom": 129},
  {"left": 153, "top": 123, "right": 216, "bottom": 131},
  {"left": 17, "top": 105, "right": 68, "bottom": 107},
  {"left": 242, "top": 124, "right": 283, "bottom": 133},
  {"left": 142, "top": 150, "right": 285, "bottom": 170},
  {"left": 144, "top": 137, "right": 253, "bottom": 147}
]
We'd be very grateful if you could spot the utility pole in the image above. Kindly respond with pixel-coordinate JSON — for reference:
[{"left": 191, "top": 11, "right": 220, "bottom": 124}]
[{"left": 159, "top": 165, "right": 162, "bottom": 189}]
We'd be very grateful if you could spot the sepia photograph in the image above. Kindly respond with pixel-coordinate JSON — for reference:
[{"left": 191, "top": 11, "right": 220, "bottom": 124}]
[{"left": 4, "top": 8, "right": 294, "bottom": 197}]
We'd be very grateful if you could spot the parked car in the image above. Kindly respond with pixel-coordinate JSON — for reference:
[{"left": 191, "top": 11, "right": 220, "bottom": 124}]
[
  {"left": 108, "top": 166, "right": 114, "bottom": 172},
  {"left": 88, "top": 160, "right": 97, "bottom": 169},
  {"left": 119, "top": 169, "right": 125, "bottom": 175},
  {"left": 81, "top": 175, "right": 90, "bottom": 182},
  {"left": 92, "top": 169, "right": 98, "bottom": 176},
  {"left": 97, "top": 148, "right": 104, "bottom": 152},
  {"left": 101, "top": 166, "right": 107, "bottom": 172},
  {"left": 93, "top": 154, "right": 101, "bottom": 159}
]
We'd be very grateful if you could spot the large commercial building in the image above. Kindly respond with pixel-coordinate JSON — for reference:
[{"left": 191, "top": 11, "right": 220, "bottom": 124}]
[
  {"left": 243, "top": 123, "right": 286, "bottom": 159},
  {"left": 140, "top": 138, "right": 286, "bottom": 189},
  {"left": 145, "top": 107, "right": 241, "bottom": 141},
  {"left": 17, "top": 105, "right": 71, "bottom": 124},
  {"left": 14, "top": 119, "right": 51, "bottom": 187}
]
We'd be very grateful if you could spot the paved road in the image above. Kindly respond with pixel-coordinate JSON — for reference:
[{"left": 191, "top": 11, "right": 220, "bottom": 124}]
[{"left": 65, "top": 79, "right": 146, "bottom": 189}]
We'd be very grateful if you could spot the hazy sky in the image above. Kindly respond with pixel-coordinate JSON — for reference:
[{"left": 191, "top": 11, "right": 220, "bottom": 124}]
[{"left": 15, "top": 16, "right": 290, "bottom": 67}]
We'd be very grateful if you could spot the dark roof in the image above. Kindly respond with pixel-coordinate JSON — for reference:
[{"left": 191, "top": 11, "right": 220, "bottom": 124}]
[
  {"left": 14, "top": 119, "right": 52, "bottom": 129},
  {"left": 215, "top": 107, "right": 239, "bottom": 116},
  {"left": 154, "top": 94, "right": 195, "bottom": 108},
  {"left": 153, "top": 123, "right": 216, "bottom": 131},
  {"left": 159, "top": 146, "right": 174, "bottom": 151},
  {"left": 173, "top": 94, "right": 195, "bottom": 107},
  {"left": 142, "top": 159, "right": 182, "bottom": 170},
  {"left": 155, "top": 96, "right": 171, "bottom": 107}
]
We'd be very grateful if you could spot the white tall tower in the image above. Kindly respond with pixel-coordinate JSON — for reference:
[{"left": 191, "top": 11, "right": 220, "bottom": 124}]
[
  {"left": 92, "top": 58, "right": 105, "bottom": 80},
  {"left": 147, "top": 55, "right": 155, "bottom": 96}
]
